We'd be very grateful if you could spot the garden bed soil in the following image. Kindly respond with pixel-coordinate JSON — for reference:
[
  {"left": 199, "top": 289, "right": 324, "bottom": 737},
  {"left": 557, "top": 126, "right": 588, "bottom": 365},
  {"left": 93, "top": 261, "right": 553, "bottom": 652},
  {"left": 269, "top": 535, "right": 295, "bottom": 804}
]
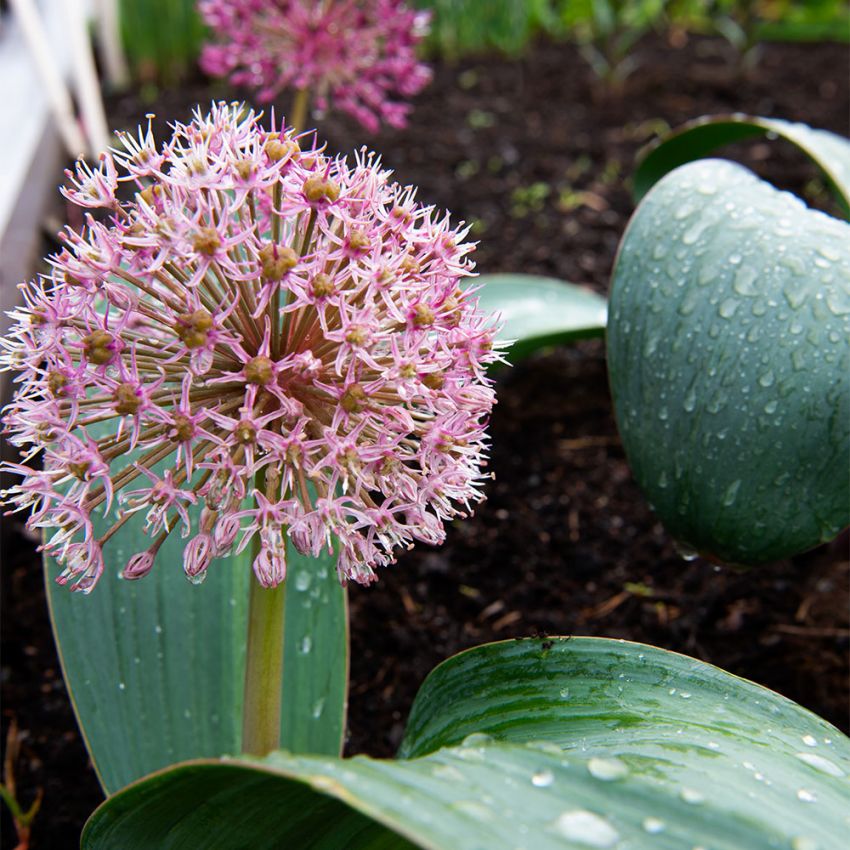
[{"left": 2, "top": 33, "right": 848, "bottom": 847}]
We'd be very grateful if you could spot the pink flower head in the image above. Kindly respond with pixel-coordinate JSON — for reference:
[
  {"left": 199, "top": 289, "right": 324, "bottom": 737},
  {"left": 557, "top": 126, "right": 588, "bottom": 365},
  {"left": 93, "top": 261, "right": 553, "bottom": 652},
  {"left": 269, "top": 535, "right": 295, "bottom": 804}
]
[
  {"left": 1, "top": 103, "right": 501, "bottom": 592},
  {"left": 198, "top": 0, "right": 432, "bottom": 132}
]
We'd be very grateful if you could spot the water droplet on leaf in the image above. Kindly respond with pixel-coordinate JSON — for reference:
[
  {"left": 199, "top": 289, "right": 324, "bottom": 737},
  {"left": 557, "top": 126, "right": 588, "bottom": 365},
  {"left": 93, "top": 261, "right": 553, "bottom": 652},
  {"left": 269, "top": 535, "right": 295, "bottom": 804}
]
[
  {"left": 531, "top": 769, "right": 554, "bottom": 787},
  {"left": 552, "top": 810, "right": 619, "bottom": 847},
  {"left": 588, "top": 757, "right": 628, "bottom": 781}
]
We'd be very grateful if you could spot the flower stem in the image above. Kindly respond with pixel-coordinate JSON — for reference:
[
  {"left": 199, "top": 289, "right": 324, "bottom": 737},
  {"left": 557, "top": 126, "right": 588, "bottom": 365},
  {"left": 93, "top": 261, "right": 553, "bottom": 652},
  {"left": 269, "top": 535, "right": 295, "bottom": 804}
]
[
  {"left": 242, "top": 571, "right": 286, "bottom": 756},
  {"left": 291, "top": 87, "right": 310, "bottom": 134}
]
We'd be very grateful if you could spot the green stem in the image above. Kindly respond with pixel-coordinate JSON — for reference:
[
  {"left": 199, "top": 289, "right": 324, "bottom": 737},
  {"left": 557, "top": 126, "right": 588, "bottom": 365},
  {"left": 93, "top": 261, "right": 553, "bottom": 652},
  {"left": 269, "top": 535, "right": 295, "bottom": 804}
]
[
  {"left": 241, "top": 572, "right": 287, "bottom": 756},
  {"left": 291, "top": 87, "right": 310, "bottom": 134}
]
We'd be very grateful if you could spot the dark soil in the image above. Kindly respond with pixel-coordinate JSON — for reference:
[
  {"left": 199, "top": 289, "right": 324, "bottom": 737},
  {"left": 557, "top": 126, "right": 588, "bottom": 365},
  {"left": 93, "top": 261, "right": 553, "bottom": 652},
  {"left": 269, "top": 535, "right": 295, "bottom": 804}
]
[{"left": 2, "top": 32, "right": 848, "bottom": 848}]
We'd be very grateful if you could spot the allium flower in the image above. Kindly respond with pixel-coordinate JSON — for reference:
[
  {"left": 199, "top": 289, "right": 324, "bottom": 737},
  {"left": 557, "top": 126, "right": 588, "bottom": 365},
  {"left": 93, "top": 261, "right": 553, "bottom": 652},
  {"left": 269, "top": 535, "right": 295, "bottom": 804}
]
[
  {"left": 198, "top": 0, "right": 432, "bottom": 132},
  {"left": 1, "top": 103, "right": 500, "bottom": 592}
]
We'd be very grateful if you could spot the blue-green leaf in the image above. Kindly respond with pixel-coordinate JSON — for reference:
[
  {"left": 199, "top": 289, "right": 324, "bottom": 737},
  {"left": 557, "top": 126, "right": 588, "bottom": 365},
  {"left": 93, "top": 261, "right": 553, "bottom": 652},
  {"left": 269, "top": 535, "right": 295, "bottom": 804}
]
[
  {"left": 608, "top": 158, "right": 849, "bottom": 564},
  {"left": 84, "top": 638, "right": 850, "bottom": 849},
  {"left": 634, "top": 115, "right": 850, "bottom": 218},
  {"left": 472, "top": 274, "right": 607, "bottom": 361}
]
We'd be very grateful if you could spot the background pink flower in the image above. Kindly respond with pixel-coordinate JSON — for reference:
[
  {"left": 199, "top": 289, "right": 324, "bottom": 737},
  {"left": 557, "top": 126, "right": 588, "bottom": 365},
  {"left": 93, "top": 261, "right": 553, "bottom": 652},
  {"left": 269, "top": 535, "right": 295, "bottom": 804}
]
[
  {"left": 1, "top": 103, "right": 500, "bottom": 592},
  {"left": 198, "top": 0, "right": 432, "bottom": 132}
]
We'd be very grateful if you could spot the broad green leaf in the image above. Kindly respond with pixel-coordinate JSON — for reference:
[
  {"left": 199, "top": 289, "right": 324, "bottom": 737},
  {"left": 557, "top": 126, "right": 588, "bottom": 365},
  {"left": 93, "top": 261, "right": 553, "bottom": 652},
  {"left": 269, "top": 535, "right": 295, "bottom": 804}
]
[
  {"left": 48, "top": 531, "right": 348, "bottom": 793},
  {"left": 281, "top": 552, "right": 348, "bottom": 756},
  {"left": 46, "top": 520, "right": 250, "bottom": 795},
  {"left": 633, "top": 115, "right": 850, "bottom": 218},
  {"left": 607, "top": 159, "right": 850, "bottom": 564},
  {"left": 472, "top": 274, "right": 607, "bottom": 361},
  {"left": 84, "top": 638, "right": 850, "bottom": 850},
  {"left": 400, "top": 637, "right": 847, "bottom": 756}
]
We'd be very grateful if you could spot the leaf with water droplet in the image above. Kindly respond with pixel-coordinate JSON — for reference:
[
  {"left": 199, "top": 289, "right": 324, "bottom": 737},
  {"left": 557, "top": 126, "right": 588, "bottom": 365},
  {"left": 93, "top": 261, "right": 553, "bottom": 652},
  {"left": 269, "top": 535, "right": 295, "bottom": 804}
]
[
  {"left": 608, "top": 159, "right": 850, "bottom": 565},
  {"left": 86, "top": 637, "right": 850, "bottom": 850}
]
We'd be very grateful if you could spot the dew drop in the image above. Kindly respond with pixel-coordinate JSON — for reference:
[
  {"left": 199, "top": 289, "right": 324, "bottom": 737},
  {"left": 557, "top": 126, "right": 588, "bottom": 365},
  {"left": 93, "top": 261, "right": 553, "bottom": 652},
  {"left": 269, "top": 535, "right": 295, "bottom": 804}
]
[
  {"left": 825, "top": 288, "right": 850, "bottom": 316},
  {"left": 532, "top": 769, "right": 555, "bottom": 787},
  {"left": 758, "top": 370, "right": 775, "bottom": 388},
  {"left": 680, "top": 787, "right": 705, "bottom": 804},
  {"left": 797, "top": 789, "right": 817, "bottom": 803},
  {"left": 675, "top": 541, "right": 699, "bottom": 562},
  {"left": 792, "top": 837, "right": 819, "bottom": 850},
  {"left": 780, "top": 254, "right": 806, "bottom": 276},
  {"left": 722, "top": 480, "right": 741, "bottom": 507},
  {"left": 644, "top": 333, "right": 659, "bottom": 357},
  {"left": 678, "top": 289, "right": 701, "bottom": 315},
  {"left": 299, "top": 635, "right": 312, "bottom": 654},
  {"left": 643, "top": 817, "right": 666, "bottom": 834},
  {"left": 552, "top": 810, "right": 619, "bottom": 847},
  {"left": 733, "top": 265, "right": 759, "bottom": 296},
  {"left": 559, "top": 687, "right": 571, "bottom": 700},
  {"left": 461, "top": 732, "right": 494, "bottom": 747},
  {"left": 588, "top": 757, "right": 628, "bottom": 781},
  {"left": 718, "top": 298, "right": 739, "bottom": 319},
  {"left": 795, "top": 753, "right": 844, "bottom": 777},
  {"left": 817, "top": 245, "right": 840, "bottom": 262},
  {"left": 452, "top": 800, "right": 491, "bottom": 821},
  {"left": 311, "top": 697, "right": 325, "bottom": 719},
  {"left": 682, "top": 220, "right": 710, "bottom": 245},
  {"left": 118, "top": 682, "right": 126, "bottom": 691},
  {"left": 751, "top": 298, "right": 768, "bottom": 317},
  {"left": 697, "top": 266, "right": 716, "bottom": 286},
  {"left": 683, "top": 387, "right": 697, "bottom": 413},
  {"left": 295, "top": 571, "right": 312, "bottom": 592},
  {"left": 783, "top": 281, "right": 808, "bottom": 310},
  {"left": 801, "top": 735, "right": 817, "bottom": 747},
  {"left": 764, "top": 400, "right": 778, "bottom": 414},
  {"left": 431, "top": 764, "right": 464, "bottom": 782}
]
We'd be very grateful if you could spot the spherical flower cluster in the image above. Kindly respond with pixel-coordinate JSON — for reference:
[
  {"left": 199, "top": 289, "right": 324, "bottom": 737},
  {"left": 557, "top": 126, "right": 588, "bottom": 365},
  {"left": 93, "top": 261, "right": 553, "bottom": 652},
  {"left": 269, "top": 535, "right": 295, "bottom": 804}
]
[
  {"left": 198, "top": 0, "right": 432, "bottom": 133},
  {"left": 1, "top": 102, "right": 500, "bottom": 592}
]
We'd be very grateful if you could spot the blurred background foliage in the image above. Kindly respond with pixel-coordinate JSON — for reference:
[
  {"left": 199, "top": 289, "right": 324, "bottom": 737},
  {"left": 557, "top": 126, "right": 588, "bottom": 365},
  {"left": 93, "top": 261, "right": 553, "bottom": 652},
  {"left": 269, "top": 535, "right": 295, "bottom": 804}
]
[
  {"left": 117, "top": 0, "right": 206, "bottom": 86},
  {"left": 111, "top": 0, "right": 849, "bottom": 87}
]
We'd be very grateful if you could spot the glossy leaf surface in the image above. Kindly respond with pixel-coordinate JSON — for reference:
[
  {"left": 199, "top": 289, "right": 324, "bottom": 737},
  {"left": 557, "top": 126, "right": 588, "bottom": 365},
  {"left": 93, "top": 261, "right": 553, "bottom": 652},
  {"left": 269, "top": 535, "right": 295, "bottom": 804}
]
[
  {"left": 85, "top": 638, "right": 850, "bottom": 849},
  {"left": 608, "top": 159, "right": 850, "bottom": 564},
  {"left": 46, "top": 520, "right": 250, "bottom": 795},
  {"left": 633, "top": 114, "right": 850, "bottom": 218},
  {"left": 472, "top": 274, "right": 607, "bottom": 361},
  {"left": 280, "top": 550, "right": 348, "bottom": 756},
  {"left": 48, "top": 535, "right": 347, "bottom": 793}
]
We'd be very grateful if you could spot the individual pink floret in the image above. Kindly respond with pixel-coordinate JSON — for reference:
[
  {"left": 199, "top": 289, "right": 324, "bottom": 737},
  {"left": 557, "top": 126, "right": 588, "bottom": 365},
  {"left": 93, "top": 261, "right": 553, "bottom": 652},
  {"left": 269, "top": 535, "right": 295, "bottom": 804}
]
[
  {"left": 1, "top": 103, "right": 501, "bottom": 592},
  {"left": 198, "top": 0, "right": 432, "bottom": 132}
]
